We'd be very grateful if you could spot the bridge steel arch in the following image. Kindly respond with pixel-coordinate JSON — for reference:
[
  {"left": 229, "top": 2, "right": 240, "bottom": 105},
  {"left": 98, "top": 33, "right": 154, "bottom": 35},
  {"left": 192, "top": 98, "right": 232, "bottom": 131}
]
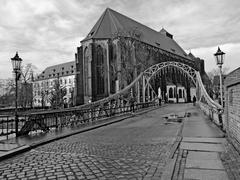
[
  {"left": 19, "top": 60, "right": 225, "bottom": 136},
  {"left": 141, "top": 61, "right": 223, "bottom": 126},
  {"left": 141, "top": 61, "right": 197, "bottom": 103},
  {"left": 143, "top": 61, "right": 197, "bottom": 86}
]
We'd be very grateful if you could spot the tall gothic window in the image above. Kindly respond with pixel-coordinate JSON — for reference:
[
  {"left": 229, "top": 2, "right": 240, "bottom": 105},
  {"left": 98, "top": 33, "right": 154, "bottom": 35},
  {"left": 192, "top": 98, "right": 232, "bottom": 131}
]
[
  {"left": 84, "top": 47, "right": 89, "bottom": 95},
  {"left": 110, "top": 43, "right": 117, "bottom": 94},
  {"left": 96, "top": 45, "right": 104, "bottom": 95}
]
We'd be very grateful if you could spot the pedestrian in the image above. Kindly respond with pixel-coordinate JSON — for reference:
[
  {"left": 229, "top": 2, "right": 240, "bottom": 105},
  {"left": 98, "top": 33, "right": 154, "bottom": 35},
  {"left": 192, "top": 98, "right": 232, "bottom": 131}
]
[
  {"left": 158, "top": 97, "right": 162, "bottom": 106},
  {"left": 193, "top": 96, "right": 196, "bottom": 106},
  {"left": 130, "top": 96, "right": 135, "bottom": 112}
]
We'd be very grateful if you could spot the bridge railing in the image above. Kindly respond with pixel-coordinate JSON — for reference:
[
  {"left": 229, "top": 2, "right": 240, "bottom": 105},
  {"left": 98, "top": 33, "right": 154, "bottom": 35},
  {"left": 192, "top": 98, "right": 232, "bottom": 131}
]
[
  {"left": 0, "top": 72, "right": 159, "bottom": 138},
  {"left": 0, "top": 101, "right": 157, "bottom": 138},
  {"left": 196, "top": 71, "right": 224, "bottom": 128}
]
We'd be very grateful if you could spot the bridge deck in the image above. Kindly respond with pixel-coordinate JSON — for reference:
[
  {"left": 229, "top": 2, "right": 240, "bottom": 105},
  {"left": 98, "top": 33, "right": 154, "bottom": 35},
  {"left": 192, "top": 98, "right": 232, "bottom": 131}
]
[{"left": 0, "top": 104, "right": 236, "bottom": 179}]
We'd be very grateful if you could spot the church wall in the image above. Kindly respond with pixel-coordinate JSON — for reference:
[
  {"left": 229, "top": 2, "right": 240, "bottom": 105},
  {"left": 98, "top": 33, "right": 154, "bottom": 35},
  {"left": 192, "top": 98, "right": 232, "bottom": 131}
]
[
  {"left": 75, "top": 46, "right": 84, "bottom": 105},
  {"left": 76, "top": 37, "right": 204, "bottom": 104}
]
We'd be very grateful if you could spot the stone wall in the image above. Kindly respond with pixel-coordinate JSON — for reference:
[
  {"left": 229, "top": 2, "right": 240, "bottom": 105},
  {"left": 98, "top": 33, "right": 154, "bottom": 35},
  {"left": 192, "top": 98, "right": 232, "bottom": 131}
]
[{"left": 224, "top": 67, "right": 240, "bottom": 143}]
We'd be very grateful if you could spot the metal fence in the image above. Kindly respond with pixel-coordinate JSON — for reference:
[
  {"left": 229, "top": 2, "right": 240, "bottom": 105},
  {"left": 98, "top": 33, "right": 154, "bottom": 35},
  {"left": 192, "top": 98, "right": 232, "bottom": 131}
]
[{"left": 0, "top": 101, "right": 157, "bottom": 139}]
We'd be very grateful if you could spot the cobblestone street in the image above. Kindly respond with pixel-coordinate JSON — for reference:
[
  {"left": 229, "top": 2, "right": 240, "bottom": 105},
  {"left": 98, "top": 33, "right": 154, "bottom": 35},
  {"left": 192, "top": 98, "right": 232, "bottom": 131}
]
[{"left": 0, "top": 104, "right": 190, "bottom": 180}]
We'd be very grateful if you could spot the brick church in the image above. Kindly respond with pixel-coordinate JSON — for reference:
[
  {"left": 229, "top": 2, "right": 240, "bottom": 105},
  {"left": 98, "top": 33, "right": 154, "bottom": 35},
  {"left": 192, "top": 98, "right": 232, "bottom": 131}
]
[{"left": 75, "top": 8, "right": 210, "bottom": 105}]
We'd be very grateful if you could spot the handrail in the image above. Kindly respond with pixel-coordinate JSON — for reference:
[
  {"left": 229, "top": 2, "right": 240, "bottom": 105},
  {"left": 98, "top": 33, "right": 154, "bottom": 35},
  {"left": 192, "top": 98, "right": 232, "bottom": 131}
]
[{"left": 196, "top": 71, "right": 222, "bottom": 110}]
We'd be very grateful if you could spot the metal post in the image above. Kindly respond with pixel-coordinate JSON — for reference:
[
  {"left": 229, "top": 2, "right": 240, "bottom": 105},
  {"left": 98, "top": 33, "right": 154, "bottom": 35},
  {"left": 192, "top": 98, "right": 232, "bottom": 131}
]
[
  {"left": 142, "top": 77, "right": 145, "bottom": 103},
  {"left": 219, "top": 66, "right": 223, "bottom": 107},
  {"left": 15, "top": 72, "right": 19, "bottom": 136},
  {"left": 147, "top": 84, "right": 150, "bottom": 102},
  {"left": 137, "top": 81, "right": 140, "bottom": 103}
]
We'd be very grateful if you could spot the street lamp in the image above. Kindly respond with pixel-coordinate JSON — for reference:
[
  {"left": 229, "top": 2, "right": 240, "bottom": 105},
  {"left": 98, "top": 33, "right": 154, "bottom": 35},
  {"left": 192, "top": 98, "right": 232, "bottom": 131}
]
[
  {"left": 11, "top": 52, "right": 22, "bottom": 136},
  {"left": 214, "top": 47, "right": 225, "bottom": 106}
]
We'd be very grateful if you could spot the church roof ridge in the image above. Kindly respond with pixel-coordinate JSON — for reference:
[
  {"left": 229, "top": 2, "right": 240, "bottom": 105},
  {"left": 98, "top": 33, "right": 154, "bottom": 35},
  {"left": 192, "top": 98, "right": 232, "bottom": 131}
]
[{"left": 82, "top": 8, "right": 191, "bottom": 60}]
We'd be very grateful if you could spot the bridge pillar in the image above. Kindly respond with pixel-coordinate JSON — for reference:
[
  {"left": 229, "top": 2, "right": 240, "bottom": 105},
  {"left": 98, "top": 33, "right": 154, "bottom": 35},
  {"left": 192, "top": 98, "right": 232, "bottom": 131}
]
[
  {"left": 151, "top": 89, "right": 154, "bottom": 101},
  {"left": 137, "top": 81, "right": 140, "bottom": 103},
  {"left": 147, "top": 85, "right": 150, "bottom": 102}
]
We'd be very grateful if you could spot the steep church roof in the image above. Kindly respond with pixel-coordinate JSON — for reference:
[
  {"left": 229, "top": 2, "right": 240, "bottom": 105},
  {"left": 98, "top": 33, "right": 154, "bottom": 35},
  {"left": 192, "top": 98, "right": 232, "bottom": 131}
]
[{"left": 82, "top": 8, "right": 190, "bottom": 60}]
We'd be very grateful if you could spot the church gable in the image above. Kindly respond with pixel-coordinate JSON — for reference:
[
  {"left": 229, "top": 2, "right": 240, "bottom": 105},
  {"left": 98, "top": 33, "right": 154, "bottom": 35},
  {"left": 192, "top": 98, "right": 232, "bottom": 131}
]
[{"left": 82, "top": 8, "right": 190, "bottom": 60}]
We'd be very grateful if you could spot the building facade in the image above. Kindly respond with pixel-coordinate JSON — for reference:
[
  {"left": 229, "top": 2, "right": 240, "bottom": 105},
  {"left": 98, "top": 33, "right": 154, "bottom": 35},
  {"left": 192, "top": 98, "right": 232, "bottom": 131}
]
[
  {"left": 224, "top": 67, "right": 240, "bottom": 143},
  {"left": 33, "top": 61, "right": 76, "bottom": 107},
  {"left": 75, "top": 8, "right": 210, "bottom": 105}
]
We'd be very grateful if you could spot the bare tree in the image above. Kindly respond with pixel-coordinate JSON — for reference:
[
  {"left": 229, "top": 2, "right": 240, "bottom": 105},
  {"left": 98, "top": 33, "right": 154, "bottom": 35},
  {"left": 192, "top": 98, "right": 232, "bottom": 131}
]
[
  {"left": 18, "top": 63, "right": 38, "bottom": 108},
  {"left": 207, "top": 67, "right": 230, "bottom": 83},
  {"left": 110, "top": 27, "right": 153, "bottom": 89},
  {"left": 0, "top": 79, "right": 15, "bottom": 107},
  {"left": 49, "top": 79, "right": 67, "bottom": 109}
]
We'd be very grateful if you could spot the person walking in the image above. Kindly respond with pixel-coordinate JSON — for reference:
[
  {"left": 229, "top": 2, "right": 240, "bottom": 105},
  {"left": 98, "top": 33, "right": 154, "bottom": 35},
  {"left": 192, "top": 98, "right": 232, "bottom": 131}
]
[
  {"left": 193, "top": 96, "right": 196, "bottom": 106},
  {"left": 129, "top": 96, "right": 135, "bottom": 112}
]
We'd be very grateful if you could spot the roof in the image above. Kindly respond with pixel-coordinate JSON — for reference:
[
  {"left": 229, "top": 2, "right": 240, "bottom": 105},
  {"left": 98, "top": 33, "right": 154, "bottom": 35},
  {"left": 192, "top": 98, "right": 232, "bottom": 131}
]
[
  {"left": 35, "top": 61, "right": 76, "bottom": 81},
  {"left": 224, "top": 67, "right": 240, "bottom": 87},
  {"left": 82, "top": 8, "right": 190, "bottom": 60},
  {"left": 188, "top": 52, "right": 196, "bottom": 60}
]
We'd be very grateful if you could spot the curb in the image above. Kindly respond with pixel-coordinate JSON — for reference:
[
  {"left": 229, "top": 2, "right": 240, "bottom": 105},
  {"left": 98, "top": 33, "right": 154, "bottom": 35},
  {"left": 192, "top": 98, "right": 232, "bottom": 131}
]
[
  {"left": 0, "top": 105, "right": 162, "bottom": 161},
  {"left": 161, "top": 156, "right": 178, "bottom": 180}
]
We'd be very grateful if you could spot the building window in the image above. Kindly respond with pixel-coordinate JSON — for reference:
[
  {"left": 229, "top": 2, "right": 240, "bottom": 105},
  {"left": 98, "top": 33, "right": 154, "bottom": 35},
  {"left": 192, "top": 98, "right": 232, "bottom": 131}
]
[
  {"left": 169, "top": 88, "right": 173, "bottom": 98},
  {"left": 96, "top": 45, "right": 104, "bottom": 95},
  {"left": 65, "top": 79, "right": 67, "bottom": 84},
  {"left": 69, "top": 79, "right": 71, "bottom": 84},
  {"left": 179, "top": 89, "right": 182, "bottom": 98},
  {"left": 84, "top": 47, "right": 90, "bottom": 95}
]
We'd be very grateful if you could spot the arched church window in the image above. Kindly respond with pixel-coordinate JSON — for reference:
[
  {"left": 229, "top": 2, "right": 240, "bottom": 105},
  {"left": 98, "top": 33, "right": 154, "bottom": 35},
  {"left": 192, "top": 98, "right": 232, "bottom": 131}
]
[
  {"left": 84, "top": 47, "right": 90, "bottom": 95},
  {"left": 179, "top": 89, "right": 182, "bottom": 98},
  {"left": 96, "top": 45, "right": 104, "bottom": 95},
  {"left": 169, "top": 87, "right": 173, "bottom": 98},
  {"left": 110, "top": 43, "right": 117, "bottom": 94}
]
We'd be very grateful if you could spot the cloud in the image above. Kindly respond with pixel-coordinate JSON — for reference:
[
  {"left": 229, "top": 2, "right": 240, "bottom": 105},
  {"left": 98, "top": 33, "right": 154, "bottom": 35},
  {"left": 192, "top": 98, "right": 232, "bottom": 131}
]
[
  {"left": 191, "top": 43, "right": 240, "bottom": 73},
  {"left": 0, "top": 0, "right": 240, "bottom": 79}
]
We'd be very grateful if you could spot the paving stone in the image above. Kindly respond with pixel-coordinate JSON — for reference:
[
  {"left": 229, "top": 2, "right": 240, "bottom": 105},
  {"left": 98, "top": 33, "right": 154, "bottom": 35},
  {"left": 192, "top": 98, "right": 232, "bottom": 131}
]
[
  {"left": 186, "top": 159, "right": 225, "bottom": 170},
  {"left": 184, "top": 169, "right": 229, "bottom": 180},
  {"left": 187, "top": 151, "right": 219, "bottom": 160},
  {"left": 182, "top": 137, "right": 225, "bottom": 143},
  {"left": 180, "top": 142, "right": 225, "bottom": 152}
]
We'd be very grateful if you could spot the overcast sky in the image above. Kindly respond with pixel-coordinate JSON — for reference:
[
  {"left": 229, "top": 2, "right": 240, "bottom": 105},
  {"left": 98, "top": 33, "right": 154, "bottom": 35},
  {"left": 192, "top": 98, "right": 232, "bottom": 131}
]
[{"left": 0, "top": 0, "right": 240, "bottom": 79}]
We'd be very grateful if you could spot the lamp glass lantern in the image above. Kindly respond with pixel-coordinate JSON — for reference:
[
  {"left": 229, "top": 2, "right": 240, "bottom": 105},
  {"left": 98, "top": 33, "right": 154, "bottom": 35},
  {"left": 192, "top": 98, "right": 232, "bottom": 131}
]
[
  {"left": 214, "top": 47, "right": 225, "bottom": 67},
  {"left": 11, "top": 52, "right": 22, "bottom": 72}
]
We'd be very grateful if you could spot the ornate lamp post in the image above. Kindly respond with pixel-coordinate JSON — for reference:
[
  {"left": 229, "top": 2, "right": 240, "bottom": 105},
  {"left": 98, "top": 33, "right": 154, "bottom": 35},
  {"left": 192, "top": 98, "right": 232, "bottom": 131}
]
[
  {"left": 214, "top": 47, "right": 225, "bottom": 107},
  {"left": 11, "top": 52, "right": 22, "bottom": 136}
]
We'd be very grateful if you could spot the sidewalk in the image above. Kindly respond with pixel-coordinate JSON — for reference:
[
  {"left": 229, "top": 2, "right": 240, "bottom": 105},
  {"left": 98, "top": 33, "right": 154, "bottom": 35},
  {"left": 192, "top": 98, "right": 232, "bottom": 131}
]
[
  {"left": 167, "top": 105, "right": 231, "bottom": 180},
  {"left": 0, "top": 105, "right": 160, "bottom": 161}
]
